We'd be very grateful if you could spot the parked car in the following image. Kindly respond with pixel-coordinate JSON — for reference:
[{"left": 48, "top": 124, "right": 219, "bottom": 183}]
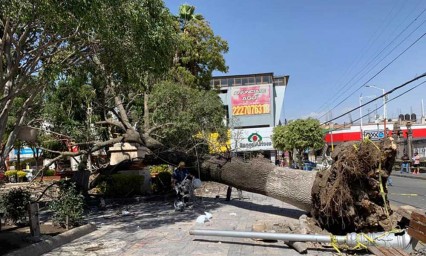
[
  {"left": 302, "top": 161, "right": 316, "bottom": 171},
  {"left": 290, "top": 160, "right": 317, "bottom": 171}
]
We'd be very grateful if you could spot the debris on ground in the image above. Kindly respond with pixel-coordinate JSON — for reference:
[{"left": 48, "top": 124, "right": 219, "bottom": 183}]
[{"left": 196, "top": 212, "right": 212, "bottom": 223}]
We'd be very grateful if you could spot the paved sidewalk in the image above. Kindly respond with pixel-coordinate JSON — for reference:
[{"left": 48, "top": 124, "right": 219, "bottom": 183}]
[
  {"left": 45, "top": 185, "right": 341, "bottom": 256},
  {"left": 391, "top": 172, "right": 426, "bottom": 180}
]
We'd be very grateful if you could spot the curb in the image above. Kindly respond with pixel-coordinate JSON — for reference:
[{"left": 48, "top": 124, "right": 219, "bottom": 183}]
[
  {"left": 391, "top": 173, "right": 426, "bottom": 181},
  {"left": 6, "top": 223, "right": 97, "bottom": 256}
]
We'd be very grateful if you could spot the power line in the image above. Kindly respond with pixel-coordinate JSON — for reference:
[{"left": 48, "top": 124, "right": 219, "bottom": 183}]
[
  {"left": 317, "top": 7, "right": 426, "bottom": 119},
  {"left": 321, "top": 72, "right": 426, "bottom": 125},
  {"left": 319, "top": 31, "right": 426, "bottom": 122},
  {"left": 350, "top": 80, "right": 426, "bottom": 124},
  {"left": 319, "top": 1, "right": 406, "bottom": 112}
]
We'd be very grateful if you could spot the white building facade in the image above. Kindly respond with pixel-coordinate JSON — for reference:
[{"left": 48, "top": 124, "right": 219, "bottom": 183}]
[{"left": 210, "top": 73, "right": 289, "bottom": 163}]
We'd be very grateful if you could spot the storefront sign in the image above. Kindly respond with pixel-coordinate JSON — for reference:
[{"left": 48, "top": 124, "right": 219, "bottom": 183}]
[
  {"left": 9, "top": 147, "right": 41, "bottom": 160},
  {"left": 363, "top": 130, "right": 385, "bottom": 141},
  {"left": 231, "top": 84, "right": 270, "bottom": 116},
  {"left": 231, "top": 127, "right": 274, "bottom": 151}
]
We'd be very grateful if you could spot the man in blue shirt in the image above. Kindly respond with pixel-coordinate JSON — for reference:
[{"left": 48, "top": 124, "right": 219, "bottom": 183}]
[{"left": 172, "top": 161, "right": 192, "bottom": 186}]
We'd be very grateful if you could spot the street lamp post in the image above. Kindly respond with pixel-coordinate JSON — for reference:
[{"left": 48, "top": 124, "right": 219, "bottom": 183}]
[
  {"left": 366, "top": 85, "right": 387, "bottom": 137},
  {"left": 359, "top": 94, "right": 376, "bottom": 140}
]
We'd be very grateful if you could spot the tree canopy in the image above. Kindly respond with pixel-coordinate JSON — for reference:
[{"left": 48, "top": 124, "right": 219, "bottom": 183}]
[
  {"left": 1, "top": 0, "right": 101, "bottom": 158},
  {"left": 1, "top": 1, "right": 229, "bottom": 169},
  {"left": 272, "top": 118, "right": 324, "bottom": 166},
  {"left": 149, "top": 81, "right": 226, "bottom": 150},
  {"left": 170, "top": 4, "right": 229, "bottom": 89}
]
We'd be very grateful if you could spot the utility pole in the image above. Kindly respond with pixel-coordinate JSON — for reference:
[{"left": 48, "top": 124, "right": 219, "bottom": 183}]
[
  {"left": 359, "top": 94, "right": 376, "bottom": 140},
  {"left": 366, "top": 85, "right": 386, "bottom": 137}
]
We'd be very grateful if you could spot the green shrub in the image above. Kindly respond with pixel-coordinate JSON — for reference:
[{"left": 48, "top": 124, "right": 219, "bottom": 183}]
[
  {"left": 0, "top": 195, "right": 5, "bottom": 215},
  {"left": 49, "top": 182, "right": 84, "bottom": 227},
  {"left": 3, "top": 188, "right": 31, "bottom": 224},
  {"left": 43, "top": 169, "right": 55, "bottom": 176},
  {"left": 97, "top": 174, "right": 144, "bottom": 197},
  {"left": 152, "top": 171, "right": 172, "bottom": 194}
]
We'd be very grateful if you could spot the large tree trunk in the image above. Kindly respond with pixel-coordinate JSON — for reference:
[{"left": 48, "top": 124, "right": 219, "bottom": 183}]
[{"left": 201, "top": 156, "right": 316, "bottom": 212}]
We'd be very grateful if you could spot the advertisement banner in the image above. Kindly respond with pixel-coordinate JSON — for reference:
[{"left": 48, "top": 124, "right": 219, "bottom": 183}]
[
  {"left": 9, "top": 147, "right": 41, "bottom": 160},
  {"left": 231, "top": 84, "right": 271, "bottom": 116},
  {"left": 231, "top": 127, "right": 274, "bottom": 151},
  {"left": 363, "top": 130, "right": 385, "bottom": 141}
]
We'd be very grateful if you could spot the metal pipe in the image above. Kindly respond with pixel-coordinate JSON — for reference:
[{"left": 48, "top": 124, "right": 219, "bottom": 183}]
[{"left": 190, "top": 229, "right": 412, "bottom": 249}]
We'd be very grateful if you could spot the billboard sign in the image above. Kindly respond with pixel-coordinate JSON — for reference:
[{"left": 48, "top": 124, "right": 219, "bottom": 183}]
[
  {"left": 231, "top": 127, "right": 274, "bottom": 151},
  {"left": 231, "top": 84, "right": 271, "bottom": 116},
  {"left": 363, "top": 130, "right": 385, "bottom": 141}
]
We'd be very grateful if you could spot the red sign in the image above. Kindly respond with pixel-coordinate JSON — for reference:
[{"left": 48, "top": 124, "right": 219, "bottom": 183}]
[{"left": 231, "top": 85, "right": 270, "bottom": 116}]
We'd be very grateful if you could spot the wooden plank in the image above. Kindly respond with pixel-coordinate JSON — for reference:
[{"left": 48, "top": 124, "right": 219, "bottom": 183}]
[
  {"left": 387, "top": 247, "right": 409, "bottom": 256},
  {"left": 396, "top": 205, "right": 417, "bottom": 220},
  {"left": 411, "top": 211, "right": 426, "bottom": 223},
  {"left": 394, "top": 248, "right": 410, "bottom": 256},
  {"left": 371, "top": 246, "right": 410, "bottom": 256},
  {"left": 368, "top": 246, "right": 387, "bottom": 256},
  {"left": 410, "top": 219, "right": 426, "bottom": 234},
  {"left": 377, "top": 246, "right": 394, "bottom": 256},
  {"left": 408, "top": 227, "right": 426, "bottom": 243}
]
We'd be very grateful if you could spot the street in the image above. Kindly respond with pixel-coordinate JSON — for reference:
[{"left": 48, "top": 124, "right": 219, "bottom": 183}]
[{"left": 388, "top": 176, "right": 426, "bottom": 209}]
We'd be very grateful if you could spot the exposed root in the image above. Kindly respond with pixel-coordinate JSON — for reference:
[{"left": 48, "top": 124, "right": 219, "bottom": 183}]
[{"left": 311, "top": 137, "right": 397, "bottom": 234}]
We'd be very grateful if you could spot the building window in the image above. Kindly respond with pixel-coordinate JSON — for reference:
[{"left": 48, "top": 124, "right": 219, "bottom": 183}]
[
  {"left": 221, "top": 79, "right": 228, "bottom": 86},
  {"left": 256, "top": 76, "right": 261, "bottom": 84},
  {"left": 248, "top": 77, "right": 255, "bottom": 85},
  {"left": 227, "top": 79, "right": 234, "bottom": 87},
  {"left": 274, "top": 78, "right": 283, "bottom": 86},
  {"left": 214, "top": 79, "right": 220, "bottom": 87},
  {"left": 234, "top": 78, "right": 242, "bottom": 85},
  {"left": 262, "top": 76, "right": 271, "bottom": 84}
]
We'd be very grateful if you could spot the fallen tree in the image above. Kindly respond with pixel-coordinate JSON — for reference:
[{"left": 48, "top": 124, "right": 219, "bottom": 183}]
[
  {"left": 28, "top": 116, "right": 398, "bottom": 235},
  {"left": 27, "top": 91, "right": 398, "bottom": 234},
  {"left": 199, "top": 137, "right": 397, "bottom": 234}
]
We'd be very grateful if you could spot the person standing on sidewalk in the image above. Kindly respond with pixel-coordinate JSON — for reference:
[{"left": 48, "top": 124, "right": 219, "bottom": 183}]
[
  {"left": 400, "top": 153, "right": 411, "bottom": 174},
  {"left": 412, "top": 152, "right": 420, "bottom": 175}
]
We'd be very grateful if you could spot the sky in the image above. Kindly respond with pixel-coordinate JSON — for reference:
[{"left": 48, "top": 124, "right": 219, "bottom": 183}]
[{"left": 164, "top": 0, "right": 426, "bottom": 124}]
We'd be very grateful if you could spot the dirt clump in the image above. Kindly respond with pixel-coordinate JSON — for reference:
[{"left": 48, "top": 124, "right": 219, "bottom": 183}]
[{"left": 311, "top": 137, "right": 397, "bottom": 234}]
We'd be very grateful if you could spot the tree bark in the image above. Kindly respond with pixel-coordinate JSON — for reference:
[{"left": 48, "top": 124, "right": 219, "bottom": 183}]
[{"left": 201, "top": 156, "right": 316, "bottom": 212}]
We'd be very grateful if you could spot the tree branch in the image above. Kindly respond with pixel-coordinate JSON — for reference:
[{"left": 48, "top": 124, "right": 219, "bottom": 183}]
[
  {"left": 114, "top": 96, "right": 132, "bottom": 129},
  {"left": 144, "top": 122, "right": 174, "bottom": 136},
  {"left": 96, "top": 119, "right": 125, "bottom": 131}
]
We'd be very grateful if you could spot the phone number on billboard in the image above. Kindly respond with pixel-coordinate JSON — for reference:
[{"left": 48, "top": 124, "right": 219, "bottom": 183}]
[{"left": 232, "top": 104, "right": 270, "bottom": 115}]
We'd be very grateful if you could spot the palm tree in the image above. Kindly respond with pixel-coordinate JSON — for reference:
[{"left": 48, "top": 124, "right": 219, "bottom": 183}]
[{"left": 178, "top": 4, "right": 204, "bottom": 32}]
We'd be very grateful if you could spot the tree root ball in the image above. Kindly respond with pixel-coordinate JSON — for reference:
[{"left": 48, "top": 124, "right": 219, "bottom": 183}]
[{"left": 311, "top": 137, "right": 397, "bottom": 234}]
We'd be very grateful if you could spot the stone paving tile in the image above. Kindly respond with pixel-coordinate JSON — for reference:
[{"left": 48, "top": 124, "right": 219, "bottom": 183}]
[{"left": 46, "top": 186, "right": 350, "bottom": 256}]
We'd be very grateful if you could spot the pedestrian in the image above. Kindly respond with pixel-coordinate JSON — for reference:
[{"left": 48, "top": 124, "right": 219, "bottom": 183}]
[
  {"left": 171, "top": 161, "right": 192, "bottom": 187},
  {"left": 275, "top": 158, "right": 280, "bottom": 166},
  {"left": 400, "top": 153, "right": 410, "bottom": 174},
  {"left": 387, "top": 176, "right": 393, "bottom": 186},
  {"left": 412, "top": 152, "right": 420, "bottom": 175},
  {"left": 172, "top": 161, "right": 194, "bottom": 211}
]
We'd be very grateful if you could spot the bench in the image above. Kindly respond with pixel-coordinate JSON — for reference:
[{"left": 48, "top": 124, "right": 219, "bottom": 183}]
[{"left": 407, "top": 211, "right": 426, "bottom": 243}]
